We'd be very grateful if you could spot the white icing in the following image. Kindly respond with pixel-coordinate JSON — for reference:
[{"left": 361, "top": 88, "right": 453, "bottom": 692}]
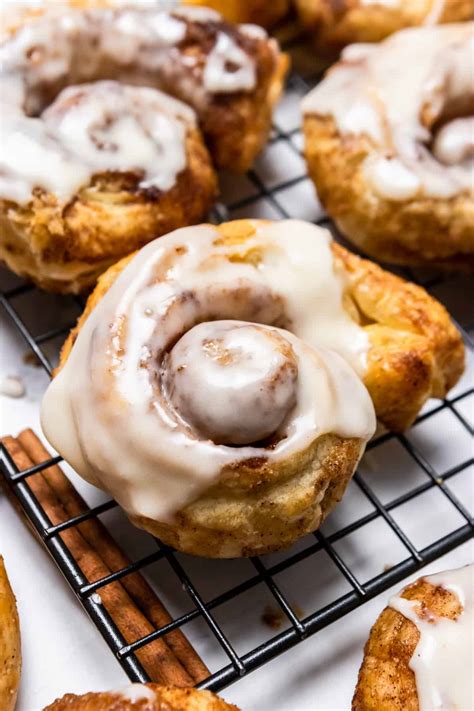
[
  {"left": 0, "top": 82, "right": 192, "bottom": 204},
  {"left": 164, "top": 321, "right": 299, "bottom": 445},
  {"left": 118, "top": 683, "right": 156, "bottom": 703},
  {"left": 389, "top": 565, "right": 474, "bottom": 711},
  {"left": 302, "top": 23, "right": 474, "bottom": 201},
  {"left": 423, "top": 0, "right": 446, "bottom": 25},
  {"left": 433, "top": 117, "right": 474, "bottom": 166},
  {"left": 41, "top": 220, "right": 375, "bottom": 523},
  {"left": 364, "top": 156, "right": 421, "bottom": 200},
  {"left": 0, "top": 4, "right": 259, "bottom": 204},
  {"left": 204, "top": 31, "right": 256, "bottom": 93}
]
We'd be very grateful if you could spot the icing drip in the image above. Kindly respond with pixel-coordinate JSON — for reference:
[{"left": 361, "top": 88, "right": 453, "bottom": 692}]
[
  {"left": 0, "top": 4, "right": 260, "bottom": 204},
  {"left": 302, "top": 23, "right": 474, "bottom": 200},
  {"left": 41, "top": 220, "right": 375, "bottom": 522},
  {"left": 118, "top": 683, "right": 156, "bottom": 703},
  {"left": 389, "top": 565, "right": 474, "bottom": 711}
]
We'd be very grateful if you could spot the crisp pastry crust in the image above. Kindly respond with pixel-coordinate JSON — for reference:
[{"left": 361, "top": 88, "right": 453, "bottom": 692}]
[
  {"left": 304, "top": 116, "right": 474, "bottom": 270},
  {"left": 0, "top": 556, "right": 21, "bottom": 711},
  {"left": 352, "top": 574, "right": 465, "bottom": 711},
  {"left": 44, "top": 684, "right": 239, "bottom": 710},
  {"left": 50, "top": 220, "right": 463, "bottom": 557},
  {"left": 294, "top": 0, "right": 474, "bottom": 51},
  {"left": 183, "top": 0, "right": 290, "bottom": 28}
]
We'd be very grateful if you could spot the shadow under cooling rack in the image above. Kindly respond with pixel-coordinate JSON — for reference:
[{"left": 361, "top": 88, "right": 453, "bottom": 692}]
[{"left": 1, "top": 58, "right": 473, "bottom": 693}]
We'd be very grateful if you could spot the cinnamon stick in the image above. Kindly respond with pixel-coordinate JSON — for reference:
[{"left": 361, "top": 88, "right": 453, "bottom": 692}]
[
  {"left": 2, "top": 433, "right": 209, "bottom": 686},
  {"left": 17, "top": 429, "right": 208, "bottom": 684}
]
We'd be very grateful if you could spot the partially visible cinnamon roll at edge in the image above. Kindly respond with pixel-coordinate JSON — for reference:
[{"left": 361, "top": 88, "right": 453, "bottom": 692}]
[
  {"left": 302, "top": 23, "right": 474, "bottom": 270},
  {"left": 0, "top": 3, "right": 287, "bottom": 292}
]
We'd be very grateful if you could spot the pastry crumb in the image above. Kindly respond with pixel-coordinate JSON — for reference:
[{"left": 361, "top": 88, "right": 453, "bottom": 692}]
[
  {"left": 22, "top": 350, "right": 42, "bottom": 367},
  {"left": 0, "top": 375, "right": 25, "bottom": 398},
  {"left": 261, "top": 603, "right": 304, "bottom": 629}
]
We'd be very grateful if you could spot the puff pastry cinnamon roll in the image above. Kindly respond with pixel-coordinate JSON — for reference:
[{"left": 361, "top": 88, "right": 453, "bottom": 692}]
[
  {"left": 0, "top": 3, "right": 286, "bottom": 293},
  {"left": 294, "top": 0, "right": 474, "bottom": 51},
  {"left": 0, "top": 557, "right": 21, "bottom": 711},
  {"left": 45, "top": 683, "right": 238, "bottom": 710},
  {"left": 41, "top": 219, "right": 464, "bottom": 557},
  {"left": 353, "top": 565, "right": 474, "bottom": 711},
  {"left": 41, "top": 219, "right": 376, "bottom": 557},
  {"left": 302, "top": 24, "right": 474, "bottom": 270}
]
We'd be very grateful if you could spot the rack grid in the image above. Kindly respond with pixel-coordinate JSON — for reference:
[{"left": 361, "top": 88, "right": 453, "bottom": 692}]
[{"left": 1, "top": 32, "right": 473, "bottom": 696}]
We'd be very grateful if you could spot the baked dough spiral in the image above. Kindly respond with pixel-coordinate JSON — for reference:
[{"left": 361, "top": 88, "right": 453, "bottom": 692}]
[
  {"left": 41, "top": 219, "right": 464, "bottom": 557},
  {"left": 294, "top": 0, "right": 474, "bottom": 51},
  {"left": 353, "top": 565, "right": 473, "bottom": 711},
  {"left": 303, "top": 23, "right": 474, "bottom": 269},
  {"left": 0, "top": 2, "right": 286, "bottom": 292},
  {"left": 0, "top": 557, "right": 21, "bottom": 711},
  {"left": 41, "top": 219, "right": 376, "bottom": 557},
  {"left": 44, "top": 683, "right": 238, "bottom": 710}
]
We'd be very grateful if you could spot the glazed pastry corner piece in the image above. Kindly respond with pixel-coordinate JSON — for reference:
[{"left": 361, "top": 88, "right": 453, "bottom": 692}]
[
  {"left": 0, "top": 557, "right": 21, "bottom": 711},
  {"left": 353, "top": 564, "right": 474, "bottom": 711},
  {"left": 44, "top": 683, "right": 239, "bottom": 710},
  {"left": 302, "top": 23, "right": 474, "bottom": 270}
]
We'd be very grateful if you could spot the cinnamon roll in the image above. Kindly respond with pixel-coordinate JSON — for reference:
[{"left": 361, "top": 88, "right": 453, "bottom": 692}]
[
  {"left": 302, "top": 24, "right": 474, "bottom": 270},
  {"left": 41, "top": 219, "right": 464, "bottom": 557},
  {"left": 0, "top": 557, "right": 21, "bottom": 711},
  {"left": 183, "top": 0, "right": 290, "bottom": 28},
  {"left": 294, "top": 0, "right": 474, "bottom": 52},
  {"left": 0, "top": 3, "right": 286, "bottom": 293},
  {"left": 353, "top": 564, "right": 474, "bottom": 711},
  {"left": 45, "top": 684, "right": 238, "bottom": 710}
]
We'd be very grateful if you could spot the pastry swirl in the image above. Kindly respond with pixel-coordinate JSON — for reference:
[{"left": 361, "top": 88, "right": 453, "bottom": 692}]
[
  {"left": 0, "top": 2, "right": 286, "bottom": 292},
  {"left": 41, "top": 219, "right": 464, "bottom": 556},
  {"left": 302, "top": 23, "right": 474, "bottom": 269},
  {"left": 42, "top": 219, "right": 376, "bottom": 557}
]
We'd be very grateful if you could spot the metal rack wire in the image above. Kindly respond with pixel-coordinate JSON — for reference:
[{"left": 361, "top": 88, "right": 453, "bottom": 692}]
[{"left": 1, "top": 38, "right": 473, "bottom": 695}]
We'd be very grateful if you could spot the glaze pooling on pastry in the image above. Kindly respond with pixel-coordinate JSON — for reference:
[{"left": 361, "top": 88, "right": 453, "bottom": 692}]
[
  {"left": 41, "top": 220, "right": 375, "bottom": 523},
  {"left": 389, "top": 565, "right": 474, "bottom": 711},
  {"left": 302, "top": 23, "right": 474, "bottom": 200},
  {"left": 0, "top": 3, "right": 259, "bottom": 203}
]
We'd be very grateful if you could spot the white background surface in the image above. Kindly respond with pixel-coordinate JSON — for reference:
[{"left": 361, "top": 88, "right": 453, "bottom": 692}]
[{"left": 0, "top": 264, "right": 473, "bottom": 711}]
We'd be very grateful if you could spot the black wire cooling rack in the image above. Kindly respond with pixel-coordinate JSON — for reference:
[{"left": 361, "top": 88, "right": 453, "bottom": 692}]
[{"left": 1, "top": 33, "right": 473, "bottom": 696}]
